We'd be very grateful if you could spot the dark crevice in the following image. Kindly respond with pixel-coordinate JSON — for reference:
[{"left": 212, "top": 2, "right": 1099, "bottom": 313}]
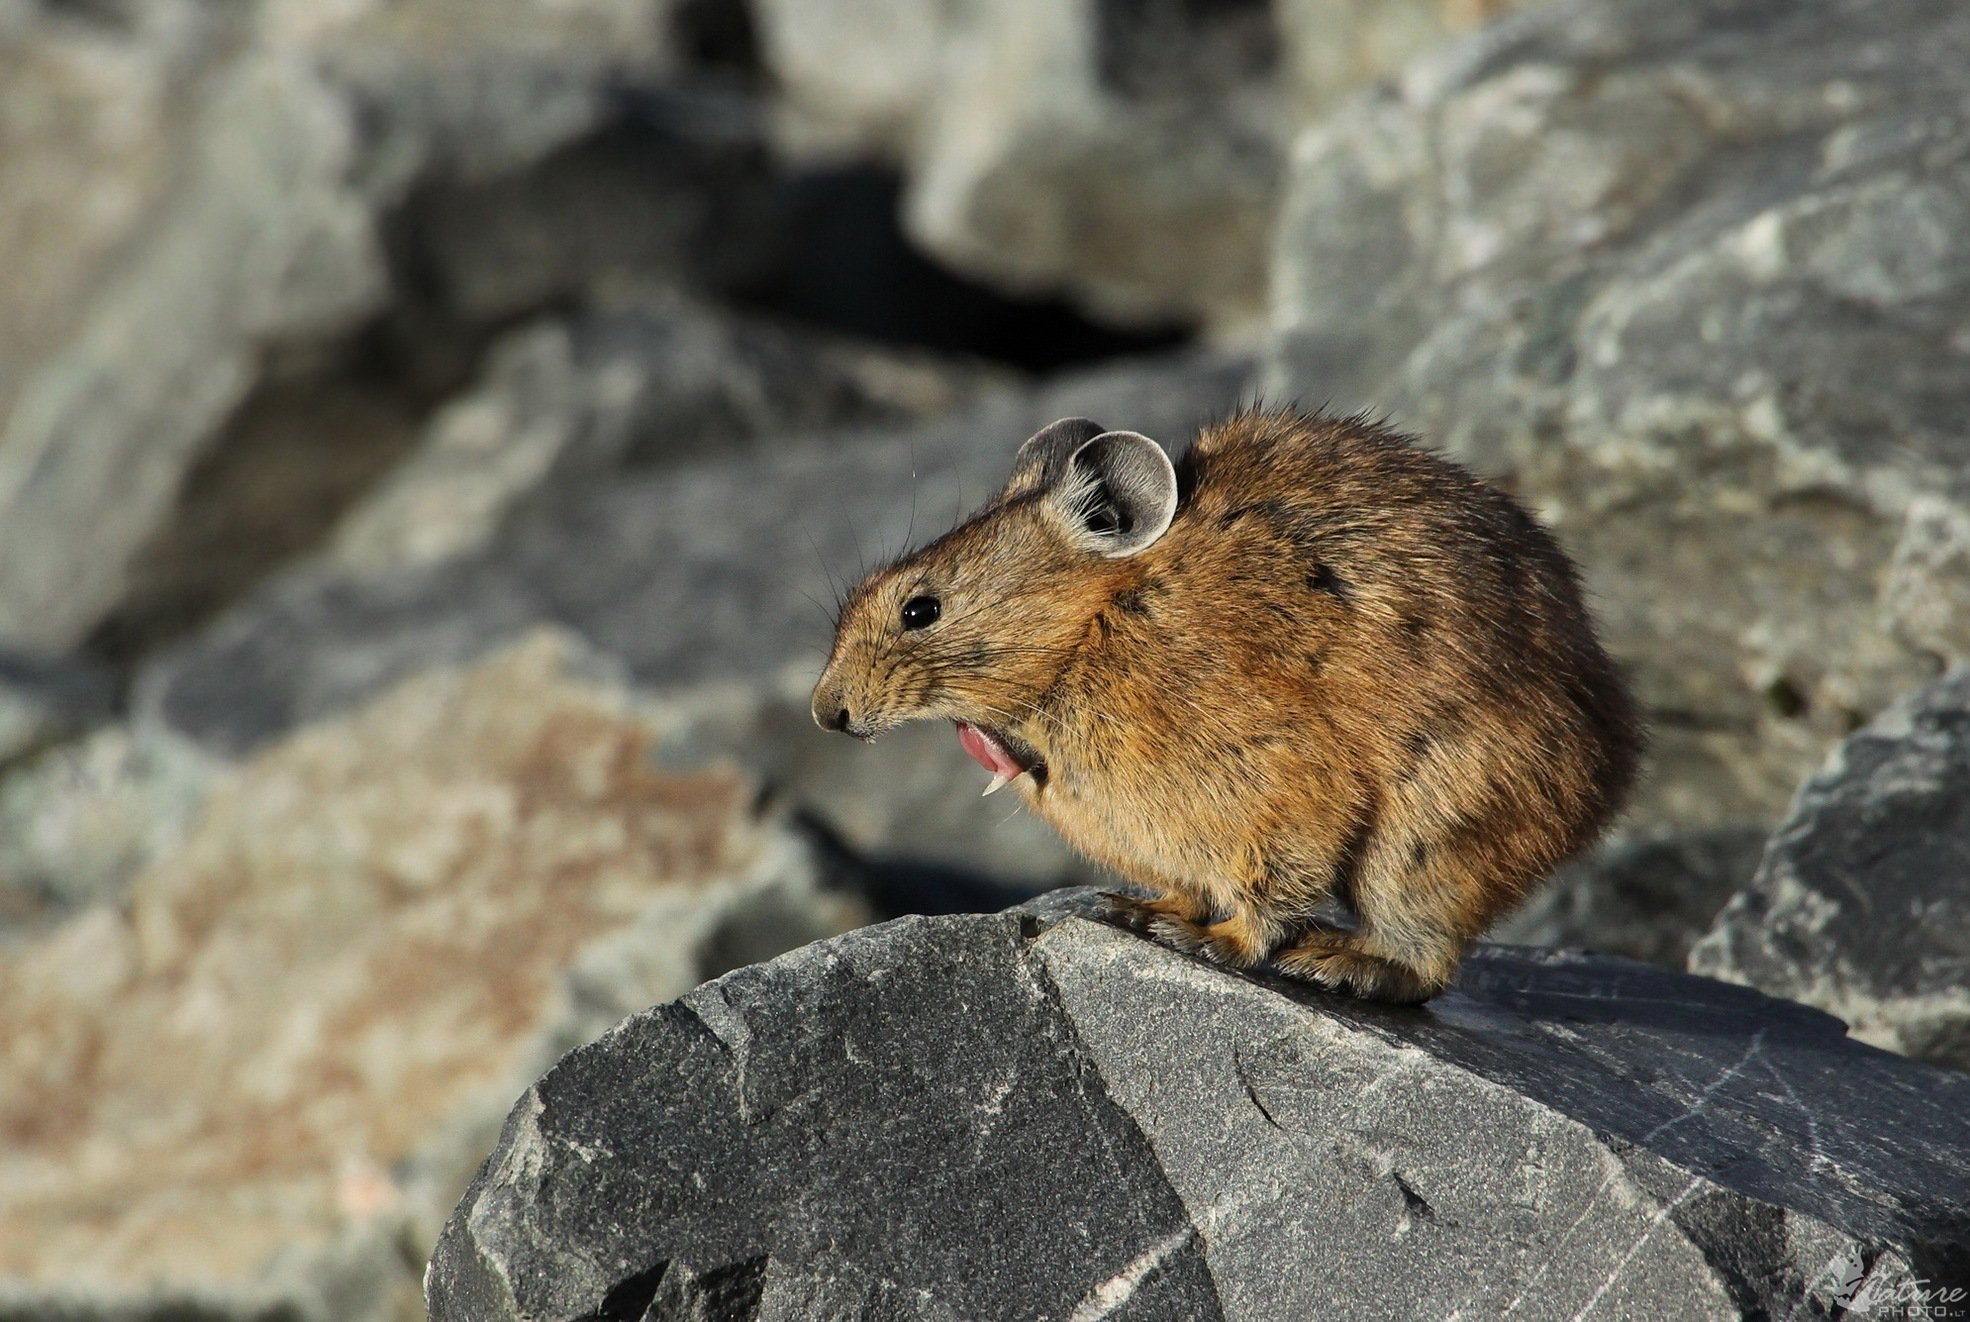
[
  {"left": 1232, "top": 1047, "right": 1285, "bottom": 1132},
  {"left": 856, "top": 855, "right": 1054, "bottom": 922},
  {"left": 1762, "top": 675, "right": 1809, "bottom": 720},
  {"left": 585, "top": 1260, "right": 670, "bottom": 1322},
  {"left": 40, "top": 0, "right": 141, "bottom": 30},
  {"left": 1391, "top": 1171, "right": 1433, "bottom": 1221},
  {"left": 78, "top": 93, "right": 771, "bottom": 668},
  {"left": 727, "top": 165, "right": 1195, "bottom": 373},
  {"left": 668, "top": 0, "right": 763, "bottom": 82}
]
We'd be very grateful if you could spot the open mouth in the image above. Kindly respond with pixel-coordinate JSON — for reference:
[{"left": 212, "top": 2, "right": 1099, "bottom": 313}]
[{"left": 954, "top": 721, "right": 1044, "bottom": 796}]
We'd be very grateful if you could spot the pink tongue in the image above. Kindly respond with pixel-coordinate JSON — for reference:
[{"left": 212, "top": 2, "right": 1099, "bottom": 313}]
[{"left": 955, "top": 721, "right": 1023, "bottom": 778}]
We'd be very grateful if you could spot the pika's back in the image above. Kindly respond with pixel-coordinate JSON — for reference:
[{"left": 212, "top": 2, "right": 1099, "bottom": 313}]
[
  {"left": 1175, "top": 409, "right": 1575, "bottom": 637},
  {"left": 1148, "top": 412, "right": 1589, "bottom": 668},
  {"left": 1095, "top": 408, "right": 1641, "bottom": 844}
]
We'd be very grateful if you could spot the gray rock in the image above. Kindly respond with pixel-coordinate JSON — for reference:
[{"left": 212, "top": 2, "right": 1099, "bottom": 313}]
[
  {"left": 753, "top": 0, "right": 1547, "bottom": 334},
  {"left": 1275, "top": 0, "right": 1548, "bottom": 124},
  {"left": 135, "top": 348, "right": 1253, "bottom": 885},
  {"left": 429, "top": 889, "right": 1970, "bottom": 1320},
  {"left": 1493, "top": 825, "right": 1768, "bottom": 967},
  {"left": 755, "top": 0, "right": 1286, "bottom": 331},
  {"left": 0, "top": 652, "right": 114, "bottom": 771},
  {"left": 0, "top": 4, "right": 384, "bottom": 651},
  {"left": 0, "top": 0, "right": 727, "bottom": 654},
  {"left": 402, "top": 101, "right": 784, "bottom": 329},
  {"left": 1265, "top": 0, "right": 1970, "bottom": 839},
  {"left": 328, "top": 294, "right": 1006, "bottom": 576},
  {"left": 1691, "top": 668, "right": 1970, "bottom": 1074}
]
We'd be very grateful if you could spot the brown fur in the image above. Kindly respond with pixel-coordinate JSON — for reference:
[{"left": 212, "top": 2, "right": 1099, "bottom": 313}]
[{"left": 810, "top": 408, "right": 1643, "bottom": 1003}]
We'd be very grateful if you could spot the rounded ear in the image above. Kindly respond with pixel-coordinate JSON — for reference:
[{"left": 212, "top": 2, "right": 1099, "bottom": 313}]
[
  {"left": 1003, "top": 417, "right": 1104, "bottom": 496},
  {"left": 1057, "top": 430, "right": 1177, "bottom": 558}
]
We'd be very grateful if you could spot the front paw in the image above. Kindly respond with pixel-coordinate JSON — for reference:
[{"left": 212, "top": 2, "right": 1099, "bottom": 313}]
[{"left": 1096, "top": 890, "right": 1157, "bottom": 931}]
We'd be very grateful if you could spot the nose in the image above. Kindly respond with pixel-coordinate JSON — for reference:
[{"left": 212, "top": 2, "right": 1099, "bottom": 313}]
[
  {"left": 812, "top": 674, "right": 876, "bottom": 737},
  {"left": 811, "top": 679, "right": 852, "bottom": 734},
  {"left": 811, "top": 693, "right": 875, "bottom": 739}
]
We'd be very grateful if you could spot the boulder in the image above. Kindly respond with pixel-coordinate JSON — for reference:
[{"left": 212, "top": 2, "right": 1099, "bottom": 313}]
[
  {"left": 753, "top": 0, "right": 1542, "bottom": 334},
  {"left": 1691, "top": 668, "right": 1970, "bottom": 1074},
  {"left": 0, "top": 0, "right": 749, "bottom": 654},
  {"left": 135, "top": 346, "right": 1254, "bottom": 888},
  {"left": 430, "top": 888, "right": 1970, "bottom": 1320},
  {"left": 1266, "top": 0, "right": 1970, "bottom": 839},
  {"left": 0, "top": 635, "right": 867, "bottom": 1320}
]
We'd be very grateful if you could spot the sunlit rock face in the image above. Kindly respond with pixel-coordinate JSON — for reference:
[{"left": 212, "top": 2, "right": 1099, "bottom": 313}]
[
  {"left": 431, "top": 889, "right": 1970, "bottom": 1321},
  {"left": 1693, "top": 666, "right": 1970, "bottom": 1075}
]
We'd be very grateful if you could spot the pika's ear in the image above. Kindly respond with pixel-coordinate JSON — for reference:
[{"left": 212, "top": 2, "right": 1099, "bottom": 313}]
[
  {"left": 1003, "top": 417, "right": 1104, "bottom": 496},
  {"left": 1056, "top": 430, "right": 1178, "bottom": 557}
]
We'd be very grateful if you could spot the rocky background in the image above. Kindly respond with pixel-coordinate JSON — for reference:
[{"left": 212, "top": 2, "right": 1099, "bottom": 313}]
[{"left": 1, "top": 0, "right": 1966, "bottom": 1318}]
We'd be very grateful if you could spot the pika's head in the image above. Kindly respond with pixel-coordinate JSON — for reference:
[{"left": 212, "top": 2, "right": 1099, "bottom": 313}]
[{"left": 810, "top": 418, "right": 1178, "bottom": 792}]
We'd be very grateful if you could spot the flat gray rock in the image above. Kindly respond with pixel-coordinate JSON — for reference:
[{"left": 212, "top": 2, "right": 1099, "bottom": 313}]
[
  {"left": 1692, "top": 667, "right": 1970, "bottom": 1073},
  {"left": 429, "top": 890, "right": 1970, "bottom": 1320}
]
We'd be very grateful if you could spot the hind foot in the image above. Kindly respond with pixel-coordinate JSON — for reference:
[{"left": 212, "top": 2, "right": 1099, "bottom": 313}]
[{"left": 1274, "top": 928, "right": 1452, "bottom": 1005}]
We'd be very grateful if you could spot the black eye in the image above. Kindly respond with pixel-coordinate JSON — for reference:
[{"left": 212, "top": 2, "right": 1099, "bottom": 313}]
[{"left": 900, "top": 595, "right": 941, "bottom": 630}]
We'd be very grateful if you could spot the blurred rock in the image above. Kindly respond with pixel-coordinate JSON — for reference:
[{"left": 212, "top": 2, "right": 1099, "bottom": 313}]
[
  {"left": 402, "top": 101, "right": 780, "bottom": 330},
  {"left": 754, "top": 1, "right": 1541, "bottom": 335},
  {"left": 1691, "top": 668, "right": 1970, "bottom": 1074},
  {"left": 429, "top": 888, "right": 1970, "bottom": 1320},
  {"left": 136, "top": 346, "right": 1253, "bottom": 885},
  {"left": 0, "top": 633, "right": 867, "bottom": 1320},
  {"left": 328, "top": 294, "right": 1008, "bottom": 576},
  {"left": 0, "top": 726, "right": 214, "bottom": 940},
  {"left": 1267, "top": 0, "right": 1970, "bottom": 838},
  {"left": 0, "top": 0, "right": 753, "bottom": 656},
  {"left": 1493, "top": 825, "right": 1768, "bottom": 968},
  {"left": 1275, "top": 0, "right": 1536, "bottom": 122},
  {"left": 0, "top": 651, "right": 114, "bottom": 769},
  {"left": 753, "top": 0, "right": 1272, "bottom": 332}
]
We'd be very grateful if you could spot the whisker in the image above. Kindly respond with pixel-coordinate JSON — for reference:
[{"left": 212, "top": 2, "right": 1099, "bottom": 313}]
[
  {"left": 904, "top": 433, "right": 920, "bottom": 557},
  {"left": 797, "top": 518, "right": 848, "bottom": 624}
]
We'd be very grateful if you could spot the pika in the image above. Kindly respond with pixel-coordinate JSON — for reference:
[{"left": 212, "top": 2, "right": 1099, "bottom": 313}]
[{"left": 811, "top": 409, "right": 1642, "bottom": 1003}]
